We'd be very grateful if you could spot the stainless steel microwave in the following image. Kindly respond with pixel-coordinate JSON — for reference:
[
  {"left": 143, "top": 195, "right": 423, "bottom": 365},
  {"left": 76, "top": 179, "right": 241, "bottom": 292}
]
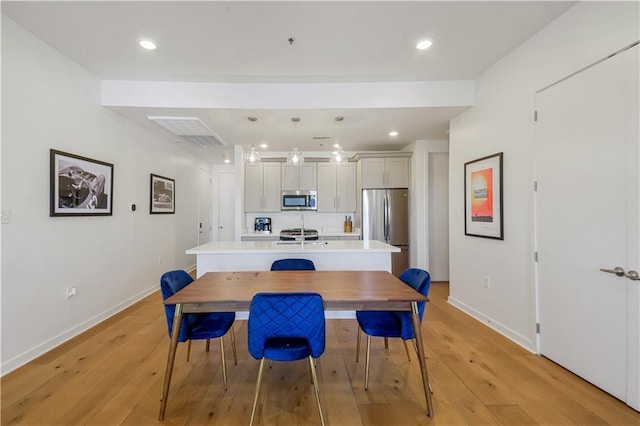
[{"left": 282, "top": 190, "right": 317, "bottom": 211}]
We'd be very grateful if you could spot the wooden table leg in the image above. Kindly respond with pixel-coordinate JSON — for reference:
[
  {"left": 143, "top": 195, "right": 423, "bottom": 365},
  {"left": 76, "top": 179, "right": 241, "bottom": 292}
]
[
  {"left": 411, "top": 301, "right": 434, "bottom": 417},
  {"left": 158, "top": 303, "right": 183, "bottom": 420}
]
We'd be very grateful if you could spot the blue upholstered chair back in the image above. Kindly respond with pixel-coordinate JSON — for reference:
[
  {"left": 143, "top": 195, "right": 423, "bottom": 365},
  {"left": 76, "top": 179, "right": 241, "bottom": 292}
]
[
  {"left": 270, "top": 259, "right": 316, "bottom": 271},
  {"left": 248, "top": 292, "right": 325, "bottom": 359},
  {"left": 397, "top": 268, "right": 431, "bottom": 339},
  {"left": 160, "top": 270, "right": 195, "bottom": 342}
]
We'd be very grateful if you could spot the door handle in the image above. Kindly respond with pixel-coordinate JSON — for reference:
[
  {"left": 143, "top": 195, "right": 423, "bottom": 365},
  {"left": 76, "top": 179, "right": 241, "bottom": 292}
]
[
  {"left": 600, "top": 266, "right": 626, "bottom": 277},
  {"left": 626, "top": 270, "right": 640, "bottom": 281}
]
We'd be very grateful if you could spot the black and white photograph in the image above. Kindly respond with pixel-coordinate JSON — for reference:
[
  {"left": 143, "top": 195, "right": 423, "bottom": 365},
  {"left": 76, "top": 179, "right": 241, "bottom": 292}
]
[
  {"left": 50, "top": 149, "right": 113, "bottom": 217},
  {"left": 150, "top": 174, "right": 175, "bottom": 214}
]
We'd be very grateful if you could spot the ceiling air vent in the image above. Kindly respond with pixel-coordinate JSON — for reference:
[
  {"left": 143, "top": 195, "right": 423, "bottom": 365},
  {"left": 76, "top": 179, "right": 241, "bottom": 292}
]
[{"left": 147, "top": 116, "right": 226, "bottom": 147}]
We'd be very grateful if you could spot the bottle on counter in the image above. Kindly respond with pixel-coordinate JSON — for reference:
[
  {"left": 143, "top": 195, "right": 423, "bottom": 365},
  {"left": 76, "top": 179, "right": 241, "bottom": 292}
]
[{"left": 344, "top": 215, "right": 353, "bottom": 233}]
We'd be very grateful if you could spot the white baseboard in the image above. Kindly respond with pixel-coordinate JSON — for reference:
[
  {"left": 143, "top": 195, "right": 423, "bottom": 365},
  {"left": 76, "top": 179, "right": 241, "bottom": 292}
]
[
  {"left": 447, "top": 296, "right": 536, "bottom": 353},
  {"left": 1, "top": 284, "right": 159, "bottom": 376}
]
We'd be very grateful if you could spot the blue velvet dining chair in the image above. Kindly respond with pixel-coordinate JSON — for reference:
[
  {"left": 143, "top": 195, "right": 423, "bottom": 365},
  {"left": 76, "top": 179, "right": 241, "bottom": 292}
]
[
  {"left": 270, "top": 258, "right": 316, "bottom": 271},
  {"left": 355, "top": 268, "right": 431, "bottom": 390},
  {"left": 160, "top": 270, "right": 237, "bottom": 390},
  {"left": 248, "top": 292, "right": 326, "bottom": 426}
]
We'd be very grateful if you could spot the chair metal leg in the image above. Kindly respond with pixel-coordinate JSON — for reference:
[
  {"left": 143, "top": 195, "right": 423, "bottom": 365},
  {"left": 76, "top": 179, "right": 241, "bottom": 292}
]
[
  {"left": 186, "top": 339, "right": 192, "bottom": 361},
  {"left": 309, "top": 356, "right": 325, "bottom": 426},
  {"left": 230, "top": 325, "right": 238, "bottom": 365},
  {"left": 206, "top": 338, "right": 210, "bottom": 352},
  {"left": 356, "top": 327, "right": 361, "bottom": 363},
  {"left": 365, "top": 335, "right": 371, "bottom": 390},
  {"left": 250, "top": 358, "right": 267, "bottom": 426},
  {"left": 220, "top": 337, "right": 228, "bottom": 390},
  {"left": 403, "top": 339, "right": 411, "bottom": 362}
]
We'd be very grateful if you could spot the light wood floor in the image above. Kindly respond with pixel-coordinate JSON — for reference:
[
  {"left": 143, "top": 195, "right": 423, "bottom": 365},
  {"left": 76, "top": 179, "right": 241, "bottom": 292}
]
[{"left": 2, "top": 282, "right": 639, "bottom": 425}]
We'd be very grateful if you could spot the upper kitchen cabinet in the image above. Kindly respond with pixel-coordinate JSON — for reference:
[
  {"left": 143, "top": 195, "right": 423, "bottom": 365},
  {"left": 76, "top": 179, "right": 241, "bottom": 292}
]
[
  {"left": 245, "top": 162, "right": 282, "bottom": 212},
  {"left": 317, "top": 162, "right": 356, "bottom": 212},
  {"left": 281, "top": 163, "right": 317, "bottom": 190},
  {"left": 360, "top": 157, "right": 410, "bottom": 189}
]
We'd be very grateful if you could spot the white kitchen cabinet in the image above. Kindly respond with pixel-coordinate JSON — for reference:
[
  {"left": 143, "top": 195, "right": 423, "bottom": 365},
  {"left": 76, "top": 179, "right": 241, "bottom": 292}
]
[
  {"left": 317, "top": 162, "right": 356, "bottom": 212},
  {"left": 281, "top": 163, "right": 317, "bottom": 190},
  {"left": 245, "top": 162, "right": 281, "bottom": 212},
  {"left": 360, "top": 157, "right": 410, "bottom": 188}
]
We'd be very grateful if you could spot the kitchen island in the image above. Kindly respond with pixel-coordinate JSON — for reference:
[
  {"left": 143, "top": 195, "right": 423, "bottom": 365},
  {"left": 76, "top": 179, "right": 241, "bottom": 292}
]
[
  {"left": 187, "top": 239, "right": 398, "bottom": 276},
  {"left": 186, "top": 240, "right": 399, "bottom": 319}
]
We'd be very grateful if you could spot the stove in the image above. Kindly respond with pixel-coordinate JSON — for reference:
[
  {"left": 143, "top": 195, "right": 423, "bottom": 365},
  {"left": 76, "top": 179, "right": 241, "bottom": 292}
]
[{"left": 279, "top": 228, "right": 319, "bottom": 241}]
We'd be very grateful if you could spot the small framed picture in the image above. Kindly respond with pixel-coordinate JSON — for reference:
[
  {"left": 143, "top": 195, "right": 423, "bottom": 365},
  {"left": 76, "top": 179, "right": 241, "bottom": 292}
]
[
  {"left": 464, "top": 152, "right": 504, "bottom": 239},
  {"left": 50, "top": 149, "right": 113, "bottom": 217},
  {"left": 150, "top": 174, "right": 175, "bottom": 214}
]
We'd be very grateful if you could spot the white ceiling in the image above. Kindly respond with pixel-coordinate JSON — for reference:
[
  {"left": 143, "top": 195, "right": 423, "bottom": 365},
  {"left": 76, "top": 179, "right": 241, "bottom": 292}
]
[{"left": 2, "top": 1, "right": 575, "bottom": 163}]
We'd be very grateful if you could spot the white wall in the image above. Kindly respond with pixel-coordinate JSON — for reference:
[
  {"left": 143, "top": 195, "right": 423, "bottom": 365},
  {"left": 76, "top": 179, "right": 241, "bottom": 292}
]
[
  {"left": 1, "top": 16, "right": 206, "bottom": 373},
  {"left": 448, "top": 2, "right": 639, "bottom": 351}
]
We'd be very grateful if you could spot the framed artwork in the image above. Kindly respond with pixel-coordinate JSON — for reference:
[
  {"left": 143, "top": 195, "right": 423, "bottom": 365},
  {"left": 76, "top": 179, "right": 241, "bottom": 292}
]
[
  {"left": 464, "top": 152, "right": 503, "bottom": 239},
  {"left": 150, "top": 174, "right": 175, "bottom": 214},
  {"left": 50, "top": 149, "right": 113, "bottom": 217}
]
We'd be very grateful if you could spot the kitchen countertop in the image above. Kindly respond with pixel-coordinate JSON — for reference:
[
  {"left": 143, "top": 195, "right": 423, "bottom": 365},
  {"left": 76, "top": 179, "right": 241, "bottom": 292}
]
[
  {"left": 242, "top": 228, "right": 361, "bottom": 238},
  {"left": 186, "top": 239, "right": 396, "bottom": 255}
]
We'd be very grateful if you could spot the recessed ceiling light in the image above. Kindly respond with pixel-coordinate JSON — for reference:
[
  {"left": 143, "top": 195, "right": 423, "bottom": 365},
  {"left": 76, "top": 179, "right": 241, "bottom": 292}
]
[
  {"left": 416, "top": 38, "right": 433, "bottom": 50},
  {"left": 260, "top": 143, "right": 268, "bottom": 149},
  {"left": 389, "top": 131, "right": 399, "bottom": 137},
  {"left": 224, "top": 159, "right": 231, "bottom": 164},
  {"left": 138, "top": 38, "right": 157, "bottom": 50}
]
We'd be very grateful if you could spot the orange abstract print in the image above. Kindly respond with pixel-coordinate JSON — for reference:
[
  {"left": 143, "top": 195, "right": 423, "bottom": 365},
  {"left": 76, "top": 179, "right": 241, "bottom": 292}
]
[{"left": 470, "top": 168, "right": 493, "bottom": 222}]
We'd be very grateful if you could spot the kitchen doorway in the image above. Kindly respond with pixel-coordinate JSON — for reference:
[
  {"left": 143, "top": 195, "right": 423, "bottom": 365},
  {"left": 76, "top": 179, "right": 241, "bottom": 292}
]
[
  {"left": 197, "top": 167, "right": 212, "bottom": 245},
  {"left": 428, "top": 152, "right": 450, "bottom": 281},
  {"left": 214, "top": 168, "right": 235, "bottom": 241}
]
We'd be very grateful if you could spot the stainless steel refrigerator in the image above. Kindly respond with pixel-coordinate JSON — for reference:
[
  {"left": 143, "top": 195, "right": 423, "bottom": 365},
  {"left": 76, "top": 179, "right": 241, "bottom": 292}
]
[{"left": 362, "top": 188, "right": 409, "bottom": 276}]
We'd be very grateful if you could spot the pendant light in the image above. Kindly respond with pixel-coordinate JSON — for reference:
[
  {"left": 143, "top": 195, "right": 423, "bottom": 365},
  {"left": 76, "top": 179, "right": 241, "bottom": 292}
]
[
  {"left": 287, "top": 117, "right": 304, "bottom": 166},
  {"left": 245, "top": 117, "right": 261, "bottom": 165},
  {"left": 331, "top": 116, "right": 347, "bottom": 165},
  {"left": 331, "top": 144, "right": 347, "bottom": 165}
]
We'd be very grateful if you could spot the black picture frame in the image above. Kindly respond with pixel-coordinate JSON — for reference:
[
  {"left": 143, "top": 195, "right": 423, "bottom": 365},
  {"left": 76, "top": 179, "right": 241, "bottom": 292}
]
[
  {"left": 464, "top": 152, "right": 504, "bottom": 239},
  {"left": 150, "top": 174, "right": 175, "bottom": 214},
  {"left": 50, "top": 149, "right": 114, "bottom": 217}
]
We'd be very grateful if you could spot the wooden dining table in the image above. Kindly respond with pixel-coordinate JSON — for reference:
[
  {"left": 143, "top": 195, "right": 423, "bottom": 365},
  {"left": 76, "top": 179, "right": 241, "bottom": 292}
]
[{"left": 159, "top": 270, "right": 434, "bottom": 420}]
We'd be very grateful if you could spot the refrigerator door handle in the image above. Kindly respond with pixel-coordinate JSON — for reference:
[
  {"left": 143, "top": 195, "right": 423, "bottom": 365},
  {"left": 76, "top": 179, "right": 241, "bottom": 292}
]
[{"left": 384, "top": 195, "right": 389, "bottom": 242}]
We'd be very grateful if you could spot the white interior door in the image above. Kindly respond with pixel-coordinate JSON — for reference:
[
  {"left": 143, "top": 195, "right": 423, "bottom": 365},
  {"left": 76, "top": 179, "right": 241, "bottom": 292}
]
[
  {"left": 535, "top": 45, "right": 639, "bottom": 408},
  {"left": 217, "top": 171, "right": 235, "bottom": 241},
  {"left": 428, "top": 152, "right": 450, "bottom": 281},
  {"left": 198, "top": 168, "right": 212, "bottom": 245}
]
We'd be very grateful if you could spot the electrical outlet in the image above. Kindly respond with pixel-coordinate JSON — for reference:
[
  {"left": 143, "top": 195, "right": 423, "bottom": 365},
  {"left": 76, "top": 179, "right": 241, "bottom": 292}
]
[{"left": 66, "top": 287, "right": 78, "bottom": 299}]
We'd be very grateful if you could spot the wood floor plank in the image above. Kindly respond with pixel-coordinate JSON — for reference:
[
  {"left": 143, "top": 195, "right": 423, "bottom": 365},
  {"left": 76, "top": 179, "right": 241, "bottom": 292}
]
[{"left": 486, "top": 404, "right": 537, "bottom": 425}]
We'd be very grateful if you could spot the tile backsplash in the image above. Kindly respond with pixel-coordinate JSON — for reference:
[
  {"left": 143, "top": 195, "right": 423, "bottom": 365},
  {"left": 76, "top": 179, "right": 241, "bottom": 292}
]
[{"left": 246, "top": 212, "right": 356, "bottom": 233}]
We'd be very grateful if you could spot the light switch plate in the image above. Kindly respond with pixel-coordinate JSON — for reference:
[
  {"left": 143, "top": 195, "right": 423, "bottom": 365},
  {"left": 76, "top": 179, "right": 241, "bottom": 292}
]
[{"left": 1, "top": 210, "right": 10, "bottom": 224}]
